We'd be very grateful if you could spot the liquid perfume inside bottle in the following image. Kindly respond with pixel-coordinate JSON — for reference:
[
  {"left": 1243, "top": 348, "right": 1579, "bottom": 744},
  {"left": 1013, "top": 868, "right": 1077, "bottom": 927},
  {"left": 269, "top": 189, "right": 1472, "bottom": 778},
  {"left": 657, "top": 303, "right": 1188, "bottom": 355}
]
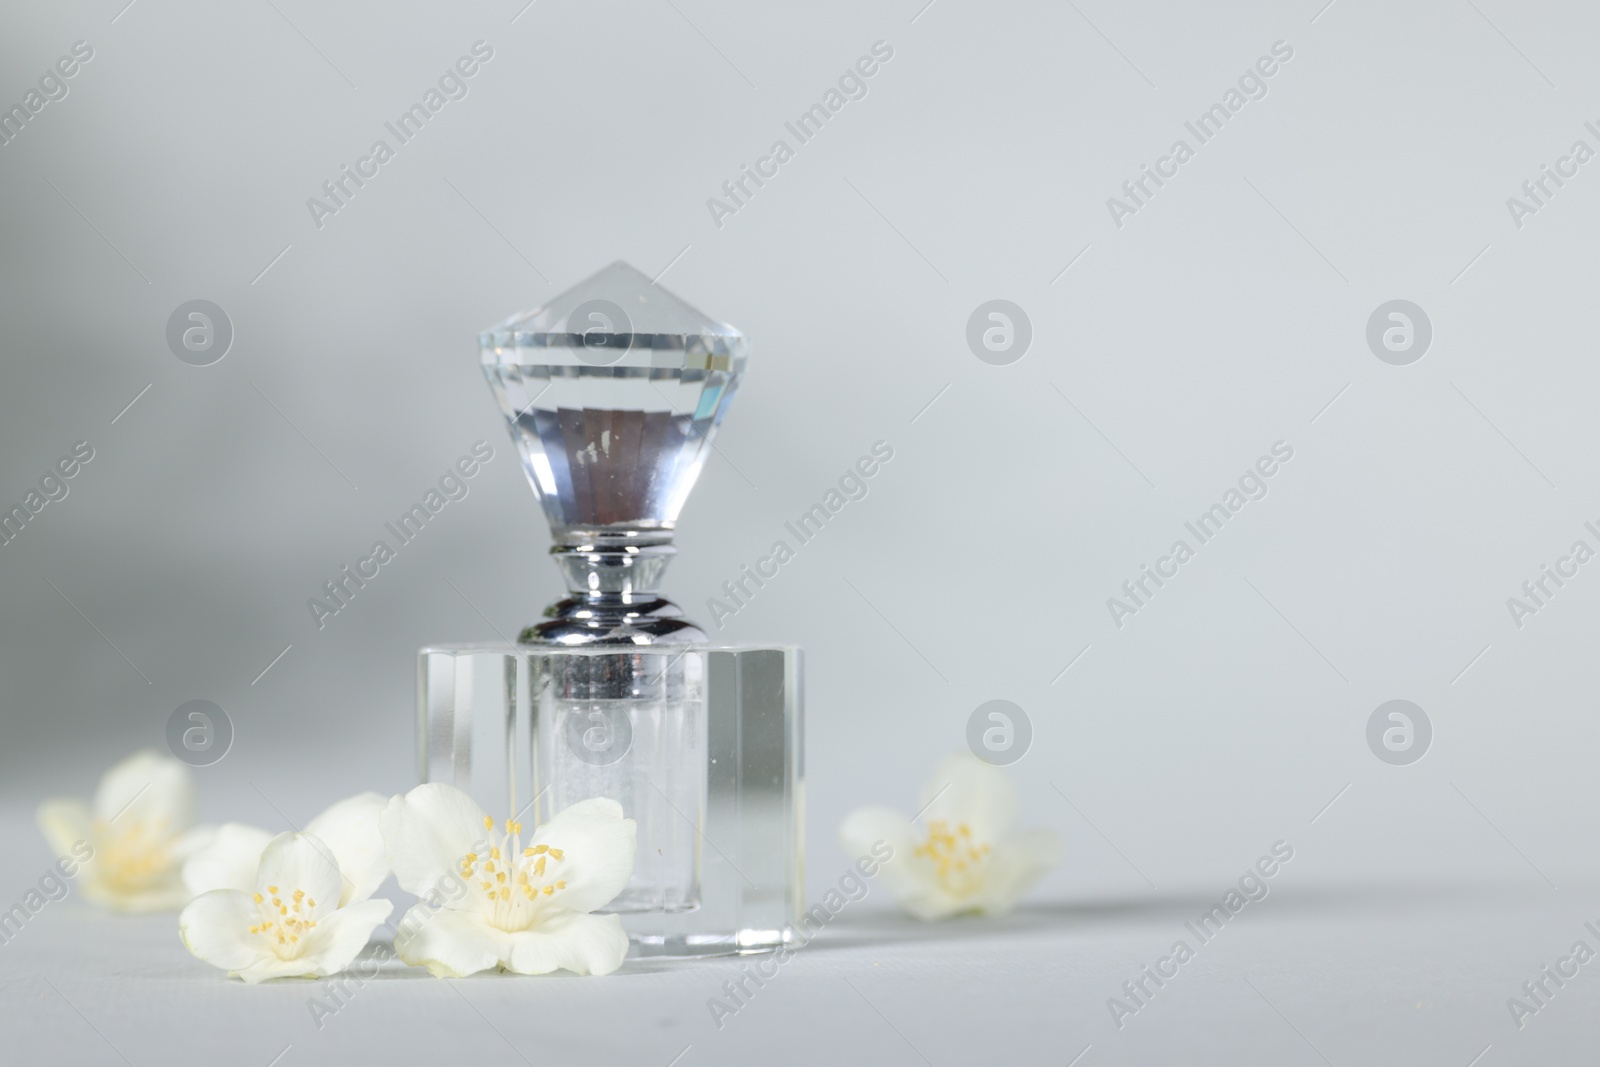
[
  {"left": 535, "top": 650, "right": 705, "bottom": 913},
  {"left": 419, "top": 262, "right": 803, "bottom": 957}
]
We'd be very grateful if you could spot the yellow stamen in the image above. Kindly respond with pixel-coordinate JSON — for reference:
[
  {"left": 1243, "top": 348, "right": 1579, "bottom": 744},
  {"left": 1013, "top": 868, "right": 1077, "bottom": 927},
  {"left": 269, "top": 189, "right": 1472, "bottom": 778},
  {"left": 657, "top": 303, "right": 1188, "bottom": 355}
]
[{"left": 915, "top": 820, "right": 988, "bottom": 898}]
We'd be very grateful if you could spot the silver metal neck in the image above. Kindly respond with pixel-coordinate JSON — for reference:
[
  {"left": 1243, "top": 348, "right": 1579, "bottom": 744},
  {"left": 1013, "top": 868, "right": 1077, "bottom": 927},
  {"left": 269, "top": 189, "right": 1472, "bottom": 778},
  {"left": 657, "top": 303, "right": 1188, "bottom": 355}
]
[{"left": 519, "top": 535, "right": 707, "bottom": 646}]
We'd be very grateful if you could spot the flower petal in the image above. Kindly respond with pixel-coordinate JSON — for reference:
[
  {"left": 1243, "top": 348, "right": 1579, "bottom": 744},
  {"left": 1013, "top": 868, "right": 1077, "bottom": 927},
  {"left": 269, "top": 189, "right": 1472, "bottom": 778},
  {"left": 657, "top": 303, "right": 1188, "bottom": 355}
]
[
  {"left": 230, "top": 958, "right": 304, "bottom": 983},
  {"left": 840, "top": 806, "right": 967, "bottom": 922},
  {"left": 294, "top": 898, "right": 394, "bottom": 977},
  {"left": 527, "top": 798, "right": 636, "bottom": 914},
  {"left": 169, "top": 825, "right": 216, "bottom": 864},
  {"left": 36, "top": 798, "right": 91, "bottom": 863},
  {"left": 179, "top": 889, "right": 265, "bottom": 973},
  {"left": 839, "top": 805, "right": 917, "bottom": 867},
  {"left": 255, "top": 833, "right": 343, "bottom": 923},
  {"left": 920, "top": 753, "right": 1019, "bottom": 842},
  {"left": 897, "top": 890, "right": 968, "bottom": 922},
  {"left": 306, "top": 792, "right": 390, "bottom": 906},
  {"left": 875, "top": 868, "right": 967, "bottom": 923},
  {"left": 92, "top": 750, "right": 195, "bottom": 835},
  {"left": 393, "top": 904, "right": 505, "bottom": 978},
  {"left": 973, "top": 829, "right": 1061, "bottom": 915},
  {"left": 839, "top": 804, "right": 923, "bottom": 907},
  {"left": 504, "top": 911, "right": 629, "bottom": 976},
  {"left": 381, "top": 784, "right": 495, "bottom": 903},
  {"left": 232, "top": 952, "right": 355, "bottom": 984},
  {"left": 183, "top": 823, "right": 273, "bottom": 897}
]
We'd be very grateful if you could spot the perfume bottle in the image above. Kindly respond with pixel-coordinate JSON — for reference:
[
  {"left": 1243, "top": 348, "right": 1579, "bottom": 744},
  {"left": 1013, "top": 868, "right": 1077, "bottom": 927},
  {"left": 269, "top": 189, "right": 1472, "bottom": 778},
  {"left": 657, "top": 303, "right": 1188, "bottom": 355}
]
[{"left": 419, "top": 263, "right": 803, "bottom": 956}]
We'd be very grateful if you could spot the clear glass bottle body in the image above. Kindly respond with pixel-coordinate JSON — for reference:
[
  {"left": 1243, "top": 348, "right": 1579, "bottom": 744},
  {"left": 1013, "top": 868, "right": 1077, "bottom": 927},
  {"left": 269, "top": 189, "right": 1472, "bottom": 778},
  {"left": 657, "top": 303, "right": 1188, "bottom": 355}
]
[
  {"left": 418, "top": 643, "right": 802, "bottom": 957},
  {"left": 533, "top": 651, "right": 704, "bottom": 913}
]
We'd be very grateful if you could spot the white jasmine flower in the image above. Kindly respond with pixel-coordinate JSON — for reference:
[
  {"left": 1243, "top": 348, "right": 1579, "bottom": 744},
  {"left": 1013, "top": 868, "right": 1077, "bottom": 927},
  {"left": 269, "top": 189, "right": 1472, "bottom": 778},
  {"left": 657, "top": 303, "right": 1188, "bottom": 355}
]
[
  {"left": 183, "top": 792, "right": 390, "bottom": 907},
  {"left": 36, "top": 750, "right": 214, "bottom": 913},
  {"left": 179, "top": 832, "right": 393, "bottom": 983},
  {"left": 380, "top": 784, "right": 636, "bottom": 978},
  {"left": 840, "top": 753, "right": 1061, "bottom": 921}
]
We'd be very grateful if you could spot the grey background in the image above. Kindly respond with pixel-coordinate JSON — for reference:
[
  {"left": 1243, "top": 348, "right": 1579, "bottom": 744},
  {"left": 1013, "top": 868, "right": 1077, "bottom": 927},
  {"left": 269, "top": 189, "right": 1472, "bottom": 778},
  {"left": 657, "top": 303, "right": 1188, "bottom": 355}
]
[{"left": 2, "top": 0, "right": 1598, "bottom": 1063}]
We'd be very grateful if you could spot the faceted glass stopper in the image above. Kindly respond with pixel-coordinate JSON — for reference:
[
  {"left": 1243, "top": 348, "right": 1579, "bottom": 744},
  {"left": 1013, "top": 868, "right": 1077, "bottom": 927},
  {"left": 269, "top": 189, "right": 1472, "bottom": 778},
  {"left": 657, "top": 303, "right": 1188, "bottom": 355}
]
[{"left": 480, "top": 262, "right": 747, "bottom": 548}]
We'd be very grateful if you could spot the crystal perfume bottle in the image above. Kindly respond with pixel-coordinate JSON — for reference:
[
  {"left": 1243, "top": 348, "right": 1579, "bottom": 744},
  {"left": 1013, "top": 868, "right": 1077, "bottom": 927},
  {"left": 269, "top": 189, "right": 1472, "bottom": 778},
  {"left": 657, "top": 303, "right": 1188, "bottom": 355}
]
[{"left": 419, "top": 264, "right": 803, "bottom": 956}]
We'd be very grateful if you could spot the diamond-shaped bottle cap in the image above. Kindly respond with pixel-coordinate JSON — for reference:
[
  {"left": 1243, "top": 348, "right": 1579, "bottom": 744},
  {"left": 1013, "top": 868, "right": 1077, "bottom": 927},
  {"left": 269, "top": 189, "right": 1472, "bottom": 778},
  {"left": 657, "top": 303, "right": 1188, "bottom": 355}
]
[
  {"left": 480, "top": 261, "right": 747, "bottom": 356},
  {"left": 481, "top": 262, "right": 747, "bottom": 547}
]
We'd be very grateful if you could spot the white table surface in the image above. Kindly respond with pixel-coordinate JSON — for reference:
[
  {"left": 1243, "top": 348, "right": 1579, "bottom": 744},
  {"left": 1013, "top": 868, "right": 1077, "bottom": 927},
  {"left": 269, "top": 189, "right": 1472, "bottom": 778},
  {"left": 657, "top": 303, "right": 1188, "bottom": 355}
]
[{"left": 1, "top": 827, "right": 1591, "bottom": 1067}]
